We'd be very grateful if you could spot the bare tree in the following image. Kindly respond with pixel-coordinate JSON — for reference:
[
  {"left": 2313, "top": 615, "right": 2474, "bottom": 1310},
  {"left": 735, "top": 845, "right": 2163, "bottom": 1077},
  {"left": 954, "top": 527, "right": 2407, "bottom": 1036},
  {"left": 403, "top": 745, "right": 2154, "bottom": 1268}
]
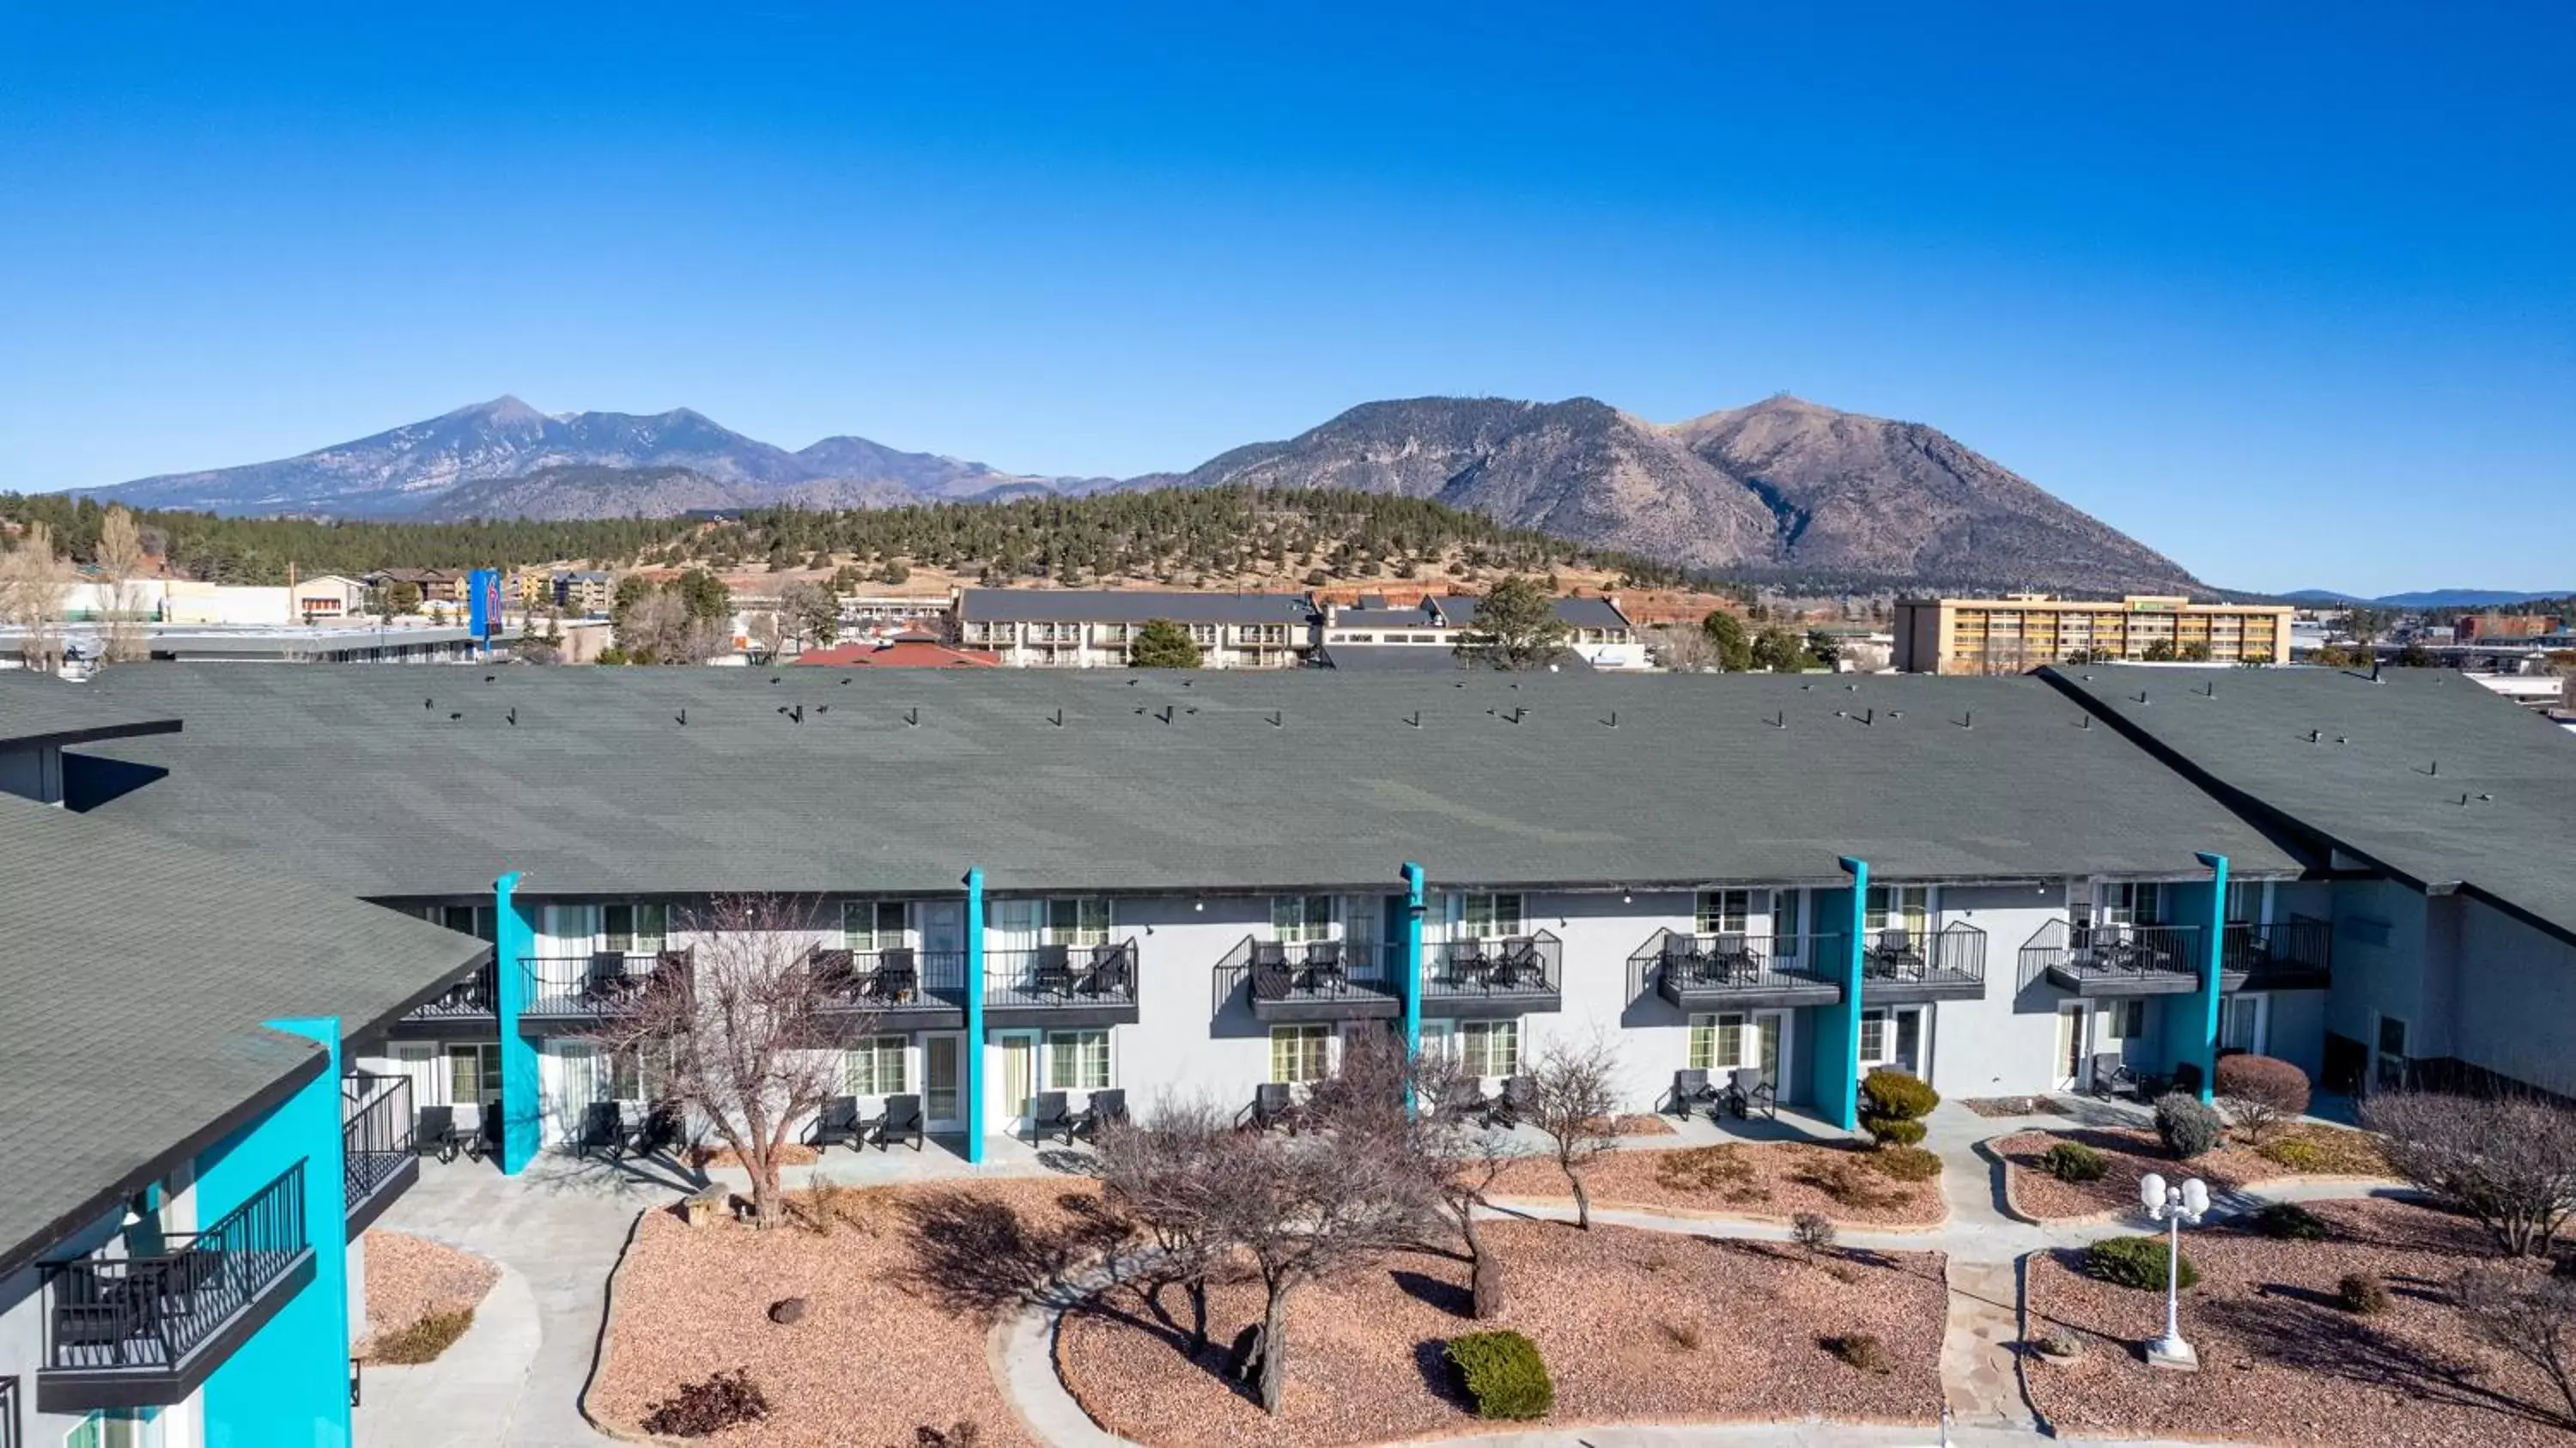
[
  {"left": 96, "top": 506, "right": 149, "bottom": 664},
  {"left": 0, "top": 520, "right": 73, "bottom": 673},
  {"left": 1522, "top": 1032, "right": 1625, "bottom": 1229},
  {"left": 2364, "top": 1091, "right": 2576, "bottom": 1258},
  {"left": 586, "top": 893, "right": 875, "bottom": 1227},
  {"left": 1644, "top": 624, "right": 1716, "bottom": 672},
  {"left": 2456, "top": 1263, "right": 2576, "bottom": 1427},
  {"left": 1092, "top": 1098, "right": 1238, "bottom": 1354},
  {"left": 1400, "top": 1040, "right": 1520, "bottom": 1317}
]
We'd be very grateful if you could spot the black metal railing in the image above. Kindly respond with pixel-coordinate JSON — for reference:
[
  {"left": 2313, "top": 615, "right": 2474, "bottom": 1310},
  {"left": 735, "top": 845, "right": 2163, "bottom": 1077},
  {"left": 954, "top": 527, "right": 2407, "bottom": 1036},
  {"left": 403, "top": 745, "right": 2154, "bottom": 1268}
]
[
  {"left": 342, "top": 1074, "right": 415, "bottom": 1217},
  {"left": 983, "top": 940, "right": 1139, "bottom": 1010},
  {"left": 2018, "top": 920, "right": 2203, "bottom": 989},
  {"left": 404, "top": 960, "right": 497, "bottom": 1023},
  {"left": 519, "top": 949, "right": 691, "bottom": 1019},
  {"left": 810, "top": 947, "right": 971, "bottom": 1010},
  {"left": 46, "top": 1162, "right": 308, "bottom": 1378},
  {"left": 1212, "top": 936, "right": 1400, "bottom": 1013},
  {"left": 1862, "top": 923, "right": 1986, "bottom": 989},
  {"left": 2223, "top": 916, "right": 2332, "bottom": 980},
  {"left": 1420, "top": 933, "right": 1561, "bottom": 1002},
  {"left": 1629, "top": 930, "right": 1841, "bottom": 1001}
]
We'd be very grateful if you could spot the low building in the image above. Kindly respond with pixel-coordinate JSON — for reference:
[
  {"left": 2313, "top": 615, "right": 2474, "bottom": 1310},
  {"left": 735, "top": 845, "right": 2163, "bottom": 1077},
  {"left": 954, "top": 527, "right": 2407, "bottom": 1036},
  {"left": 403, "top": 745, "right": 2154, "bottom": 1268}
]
[
  {"left": 289, "top": 574, "right": 369, "bottom": 622},
  {"left": 1316, "top": 593, "right": 1644, "bottom": 670},
  {"left": 2456, "top": 613, "right": 2561, "bottom": 642},
  {"left": 955, "top": 589, "right": 1315, "bottom": 668},
  {"left": 3, "top": 623, "right": 507, "bottom": 671},
  {"left": 549, "top": 570, "right": 615, "bottom": 617},
  {"left": 361, "top": 569, "right": 465, "bottom": 605},
  {"left": 1894, "top": 593, "right": 2295, "bottom": 673},
  {"left": 793, "top": 633, "right": 999, "bottom": 669},
  {"left": 842, "top": 595, "right": 952, "bottom": 629}
]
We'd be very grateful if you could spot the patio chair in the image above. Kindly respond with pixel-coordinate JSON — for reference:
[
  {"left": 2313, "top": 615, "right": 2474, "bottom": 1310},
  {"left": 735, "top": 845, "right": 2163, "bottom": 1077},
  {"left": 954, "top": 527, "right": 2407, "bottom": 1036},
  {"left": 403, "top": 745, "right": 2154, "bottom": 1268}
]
[
  {"left": 160, "top": 1243, "right": 222, "bottom": 1311},
  {"left": 1250, "top": 954, "right": 1293, "bottom": 1000},
  {"left": 2090, "top": 1053, "right": 2141, "bottom": 1100},
  {"left": 1496, "top": 938, "right": 1543, "bottom": 989},
  {"left": 416, "top": 1104, "right": 459, "bottom": 1164},
  {"left": 577, "top": 1100, "right": 626, "bottom": 1160},
  {"left": 1723, "top": 1068, "right": 1777, "bottom": 1121},
  {"left": 1242, "top": 1081, "right": 1300, "bottom": 1133},
  {"left": 2169, "top": 1060, "right": 2204, "bottom": 1098},
  {"left": 1668, "top": 1068, "right": 1718, "bottom": 1117},
  {"left": 1303, "top": 940, "right": 1347, "bottom": 990},
  {"left": 1436, "top": 1078, "right": 1491, "bottom": 1123},
  {"left": 1075, "top": 1088, "right": 1129, "bottom": 1140},
  {"left": 1711, "top": 932, "right": 1755, "bottom": 982},
  {"left": 1662, "top": 931, "right": 1710, "bottom": 983},
  {"left": 1031, "top": 944, "right": 1073, "bottom": 997},
  {"left": 451, "top": 1101, "right": 489, "bottom": 1162},
  {"left": 873, "top": 946, "right": 920, "bottom": 1002},
  {"left": 582, "top": 951, "right": 631, "bottom": 1005},
  {"left": 1032, "top": 1091, "right": 1077, "bottom": 1146},
  {"left": 1085, "top": 942, "right": 1134, "bottom": 997},
  {"left": 1872, "top": 928, "right": 1924, "bottom": 977},
  {"left": 632, "top": 1099, "right": 684, "bottom": 1159},
  {"left": 811, "top": 1095, "right": 866, "bottom": 1154},
  {"left": 872, "top": 1093, "right": 926, "bottom": 1153},
  {"left": 1491, "top": 1074, "right": 1537, "bottom": 1129},
  {"left": 809, "top": 947, "right": 859, "bottom": 995},
  {"left": 52, "top": 1300, "right": 126, "bottom": 1357}
]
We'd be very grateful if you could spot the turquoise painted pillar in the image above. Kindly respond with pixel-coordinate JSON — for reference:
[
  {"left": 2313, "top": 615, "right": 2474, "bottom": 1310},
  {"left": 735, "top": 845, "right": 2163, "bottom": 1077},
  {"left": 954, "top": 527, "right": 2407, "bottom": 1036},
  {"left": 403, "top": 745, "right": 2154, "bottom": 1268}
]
[
  {"left": 963, "top": 867, "right": 987, "bottom": 1165},
  {"left": 495, "top": 871, "right": 539, "bottom": 1174},
  {"left": 1400, "top": 862, "right": 1425, "bottom": 1060},
  {"left": 1807, "top": 858, "right": 1869, "bottom": 1132},
  {"left": 197, "top": 1016, "right": 351, "bottom": 1448},
  {"left": 2191, "top": 851, "right": 2230, "bottom": 1103}
]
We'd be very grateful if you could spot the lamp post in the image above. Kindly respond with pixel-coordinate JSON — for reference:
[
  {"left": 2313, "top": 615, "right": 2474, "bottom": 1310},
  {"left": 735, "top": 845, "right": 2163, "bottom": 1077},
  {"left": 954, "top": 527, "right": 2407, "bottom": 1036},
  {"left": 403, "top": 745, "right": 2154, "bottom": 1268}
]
[{"left": 2139, "top": 1171, "right": 2208, "bottom": 1370}]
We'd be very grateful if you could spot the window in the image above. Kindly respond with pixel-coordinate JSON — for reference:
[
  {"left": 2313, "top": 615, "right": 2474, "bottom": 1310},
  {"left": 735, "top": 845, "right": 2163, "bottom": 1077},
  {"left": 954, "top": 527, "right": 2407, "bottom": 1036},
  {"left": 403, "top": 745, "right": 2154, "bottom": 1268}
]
[
  {"left": 431, "top": 904, "right": 493, "bottom": 941},
  {"left": 2376, "top": 1014, "right": 2410, "bottom": 1091},
  {"left": 1865, "top": 885, "right": 1930, "bottom": 937},
  {"left": 2221, "top": 995, "right": 2264, "bottom": 1053},
  {"left": 1460, "top": 892, "right": 1523, "bottom": 940},
  {"left": 1771, "top": 889, "right": 1803, "bottom": 940},
  {"left": 1689, "top": 1013, "right": 1747, "bottom": 1071},
  {"left": 2103, "top": 999, "right": 2146, "bottom": 1040},
  {"left": 845, "top": 1037, "right": 908, "bottom": 1096},
  {"left": 2098, "top": 883, "right": 2162, "bottom": 926},
  {"left": 447, "top": 1043, "right": 501, "bottom": 1105},
  {"left": 1046, "top": 897, "right": 1110, "bottom": 946},
  {"left": 603, "top": 903, "right": 667, "bottom": 953},
  {"left": 1695, "top": 890, "right": 1751, "bottom": 936},
  {"left": 1272, "top": 895, "right": 1334, "bottom": 943},
  {"left": 1458, "top": 1019, "right": 1520, "bottom": 1078},
  {"left": 64, "top": 1409, "right": 160, "bottom": 1448},
  {"left": 2224, "top": 880, "right": 2262, "bottom": 924},
  {"left": 1270, "top": 1025, "right": 1332, "bottom": 1084},
  {"left": 844, "top": 900, "right": 908, "bottom": 952},
  {"left": 1047, "top": 1029, "right": 1112, "bottom": 1090},
  {"left": 1859, "top": 1011, "right": 1886, "bottom": 1066}
]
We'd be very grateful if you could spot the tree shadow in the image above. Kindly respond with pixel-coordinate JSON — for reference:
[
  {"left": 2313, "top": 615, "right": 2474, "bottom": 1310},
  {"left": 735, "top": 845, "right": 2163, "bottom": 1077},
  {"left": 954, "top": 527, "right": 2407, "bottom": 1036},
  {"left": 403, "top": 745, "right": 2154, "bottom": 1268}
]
[
  {"left": 2202, "top": 1289, "right": 2570, "bottom": 1430},
  {"left": 893, "top": 1187, "right": 1130, "bottom": 1322},
  {"left": 1389, "top": 1269, "right": 1473, "bottom": 1318}
]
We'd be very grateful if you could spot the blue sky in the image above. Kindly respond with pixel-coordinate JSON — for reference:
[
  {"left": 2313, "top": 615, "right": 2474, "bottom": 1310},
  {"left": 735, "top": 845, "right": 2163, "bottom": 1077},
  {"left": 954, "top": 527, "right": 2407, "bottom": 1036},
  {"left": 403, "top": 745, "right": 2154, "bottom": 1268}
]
[{"left": 2, "top": 3, "right": 2567, "bottom": 594}]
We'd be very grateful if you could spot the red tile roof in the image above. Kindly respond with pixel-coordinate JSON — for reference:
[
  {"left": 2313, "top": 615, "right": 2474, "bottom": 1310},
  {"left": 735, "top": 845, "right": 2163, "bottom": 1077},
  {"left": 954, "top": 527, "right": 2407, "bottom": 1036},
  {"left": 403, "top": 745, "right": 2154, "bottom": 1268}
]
[{"left": 793, "top": 640, "right": 999, "bottom": 668}]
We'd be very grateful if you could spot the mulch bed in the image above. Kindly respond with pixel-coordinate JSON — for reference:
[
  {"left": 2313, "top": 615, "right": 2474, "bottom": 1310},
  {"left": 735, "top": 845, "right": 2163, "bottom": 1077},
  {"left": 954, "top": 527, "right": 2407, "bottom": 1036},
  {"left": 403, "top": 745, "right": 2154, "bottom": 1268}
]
[
  {"left": 1995, "top": 1123, "right": 2391, "bottom": 1222},
  {"left": 1059, "top": 1219, "right": 1946, "bottom": 1448},
  {"left": 1959, "top": 1096, "right": 2071, "bottom": 1119},
  {"left": 591, "top": 1178, "right": 1116, "bottom": 1447},
  {"left": 2027, "top": 1197, "right": 2576, "bottom": 1446},
  {"left": 1488, "top": 1141, "right": 1945, "bottom": 1227},
  {"left": 358, "top": 1230, "right": 498, "bottom": 1354}
]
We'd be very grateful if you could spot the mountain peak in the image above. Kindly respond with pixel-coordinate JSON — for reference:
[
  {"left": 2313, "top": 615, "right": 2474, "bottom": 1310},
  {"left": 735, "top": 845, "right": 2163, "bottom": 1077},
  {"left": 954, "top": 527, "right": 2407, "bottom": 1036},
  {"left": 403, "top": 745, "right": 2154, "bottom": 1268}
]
[{"left": 447, "top": 394, "right": 544, "bottom": 425}]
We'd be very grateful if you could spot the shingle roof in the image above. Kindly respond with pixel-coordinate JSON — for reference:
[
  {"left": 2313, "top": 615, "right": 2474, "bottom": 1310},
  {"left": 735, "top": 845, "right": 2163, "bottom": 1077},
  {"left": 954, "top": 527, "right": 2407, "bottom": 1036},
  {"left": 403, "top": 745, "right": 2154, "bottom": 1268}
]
[
  {"left": 0, "top": 675, "right": 182, "bottom": 750},
  {"left": 1439, "top": 596, "right": 1632, "bottom": 632},
  {"left": 0, "top": 796, "right": 490, "bottom": 1274},
  {"left": 2043, "top": 664, "right": 2576, "bottom": 944},
  {"left": 957, "top": 589, "right": 1317, "bottom": 625},
  {"left": 1320, "top": 644, "right": 1594, "bottom": 673},
  {"left": 1330, "top": 604, "right": 1442, "bottom": 629},
  {"left": 70, "top": 667, "right": 2302, "bottom": 898}
]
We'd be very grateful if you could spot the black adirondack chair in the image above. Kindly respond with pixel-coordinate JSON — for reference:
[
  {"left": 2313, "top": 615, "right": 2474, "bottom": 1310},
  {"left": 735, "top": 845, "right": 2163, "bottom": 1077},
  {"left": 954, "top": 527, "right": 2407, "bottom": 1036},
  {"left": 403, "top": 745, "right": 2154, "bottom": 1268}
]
[{"left": 872, "top": 1093, "right": 925, "bottom": 1152}]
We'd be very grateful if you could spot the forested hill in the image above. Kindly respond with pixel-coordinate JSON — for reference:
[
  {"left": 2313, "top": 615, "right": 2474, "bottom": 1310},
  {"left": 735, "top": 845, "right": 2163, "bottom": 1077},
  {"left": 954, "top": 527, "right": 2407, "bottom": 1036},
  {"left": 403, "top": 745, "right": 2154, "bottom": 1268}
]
[{"left": 0, "top": 486, "right": 1713, "bottom": 592}]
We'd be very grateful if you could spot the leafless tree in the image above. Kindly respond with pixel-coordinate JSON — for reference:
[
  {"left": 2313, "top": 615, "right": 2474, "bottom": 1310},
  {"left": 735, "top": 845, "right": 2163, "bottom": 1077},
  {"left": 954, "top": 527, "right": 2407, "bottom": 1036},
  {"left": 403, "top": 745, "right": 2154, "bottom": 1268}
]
[
  {"left": 1644, "top": 624, "right": 1716, "bottom": 672},
  {"left": 1522, "top": 1032, "right": 1625, "bottom": 1229},
  {"left": 2456, "top": 1263, "right": 2576, "bottom": 1427},
  {"left": 1091, "top": 1098, "right": 1239, "bottom": 1354},
  {"left": 2364, "top": 1091, "right": 2576, "bottom": 1257},
  {"left": 96, "top": 506, "right": 149, "bottom": 664},
  {"left": 586, "top": 893, "right": 875, "bottom": 1227},
  {"left": 0, "top": 520, "right": 73, "bottom": 673},
  {"left": 1398, "top": 1040, "right": 1521, "bottom": 1317}
]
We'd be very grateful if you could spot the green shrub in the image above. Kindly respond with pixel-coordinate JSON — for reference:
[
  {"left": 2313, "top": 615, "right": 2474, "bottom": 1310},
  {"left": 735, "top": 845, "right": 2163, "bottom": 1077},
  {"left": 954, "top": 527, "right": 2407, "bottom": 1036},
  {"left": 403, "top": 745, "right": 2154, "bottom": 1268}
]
[
  {"left": 1446, "top": 1330, "right": 1554, "bottom": 1421},
  {"left": 2251, "top": 1202, "right": 2330, "bottom": 1241},
  {"left": 1827, "top": 1332, "right": 1888, "bottom": 1372},
  {"left": 2338, "top": 1271, "right": 2390, "bottom": 1315},
  {"left": 1859, "top": 1069, "right": 1940, "bottom": 1147},
  {"left": 1866, "top": 1117, "right": 1928, "bottom": 1148},
  {"left": 2154, "top": 1092, "right": 2224, "bottom": 1159},
  {"left": 2258, "top": 1135, "right": 2328, "bottom": 1171},
  {"left": 2085, "top": 1235, "right": 2197, "bottom": 1292},
  {"left": 371, "top": 1307, "right": 475, "bottom": 1365},
  {"left": 1868, "top": 1145, "right": 1944, "bottom": 1183},
  {"left": 2039, "top": 1141, "right": 2108, "bottom": 1183}
]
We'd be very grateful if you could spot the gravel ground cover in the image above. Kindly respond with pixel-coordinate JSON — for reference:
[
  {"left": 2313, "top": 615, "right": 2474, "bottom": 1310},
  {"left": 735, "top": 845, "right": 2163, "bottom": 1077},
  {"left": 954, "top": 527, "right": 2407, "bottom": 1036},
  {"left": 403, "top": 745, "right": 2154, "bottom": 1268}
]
[
  {"left": 591, "top": 1177, "right": 1115, "bottom": 1447},
  {"left": 2027, "top": 1197, "right": 2575, "bottom": 1446},
  {"left": 1996, "top": 1123, "right": 2389, "bottom": 1222},
  {"left": 1058, "top": 1219, "right": 1946, "bottom": 1448},
  {"left": 1959, "top": 1096, "right": 2070, "bottom": 1119},
  {"left": 358, "top": 1230, "right": 498, "bottom": 1354},
  {"left": 1489, "top": 1141, "right": 1945, "bottom": 1226}
]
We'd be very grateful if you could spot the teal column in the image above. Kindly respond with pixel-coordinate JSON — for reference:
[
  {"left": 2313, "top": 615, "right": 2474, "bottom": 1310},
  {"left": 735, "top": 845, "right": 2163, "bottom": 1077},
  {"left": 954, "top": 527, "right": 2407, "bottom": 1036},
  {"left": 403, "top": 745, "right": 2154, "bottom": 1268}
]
[
  {"left": 495, "top": 871, "right": 540, "bottom": 1174},
  {"left": 1808, "top": 858, "right": 1868, "bottom": 1132},
  {"left": 1400, "top": 862, "right": 1425, "bottom": 1059},
  {"left": 963, "top": 867, "right": 987, "bottom": 1165},
  {"left": 2190, "top": 851, "right": 2230, "bottom": 1102},
  {"left": 198, "top": 1015, "right": 351, "bottom": 1448}
]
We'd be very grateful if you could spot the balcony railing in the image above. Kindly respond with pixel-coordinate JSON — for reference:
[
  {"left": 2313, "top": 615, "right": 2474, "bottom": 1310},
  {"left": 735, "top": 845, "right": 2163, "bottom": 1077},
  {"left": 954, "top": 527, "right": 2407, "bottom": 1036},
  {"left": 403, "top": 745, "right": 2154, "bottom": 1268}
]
[
  {"left": 41, "top": 1162, "right": 313, "bottom": 1410},
  {"left": 984, "top": 941, "right": 1140, "bottom": 1023},
  {"left": 810, "top": 947, "right": 971, "bottom": 1023},
  {"left": 2222, "top": 916, "right": 2332, "bottom": 985},
  {"left": 403, "top": 960, "right": 497, "bottom": 1025},
  {"left": 519, "top": 949, "right": 692, "bottom": 1022},
  {"left": 342, "top": 1074, "right": 417, "bottom": 1236},
  {"left": 1861, "top": 923, "right": 1987, "bottom": 1001},
  {"left": 1212, "top": 937, "right": 1401, "bottom": 1022},
  {"left": 1631, "top": 930, "right": 1843, "bottom": 1009},
  {"left": 2019, "top": 921, "right": 2205, "bottom": 995},
  {"left": 1421, "top": 934, "right": 1561, "bottom": 1013}
]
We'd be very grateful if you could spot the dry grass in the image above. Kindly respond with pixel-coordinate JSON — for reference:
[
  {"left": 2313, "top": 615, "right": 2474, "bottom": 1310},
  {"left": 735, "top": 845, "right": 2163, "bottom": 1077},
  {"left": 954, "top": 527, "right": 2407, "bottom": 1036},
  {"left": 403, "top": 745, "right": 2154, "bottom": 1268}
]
[
  {"left": 1996, "top": 1123, "right": 2391, "bottom": 1222},
  {"left": 372, "top": 1308, "right": 475, "bottom": 1366},
  {"left": 357, "top": 1230, "right": 498, "bottom": 1358},
  {"left": 1959, "top": 1096, "right": 2071, "bottom": 1119},
  {"left": 1058, "top": 1220, "right": 1946, "bottom": 1447},
  {"left": 2029, "top": 1197, "right": 2576, "bottom": 1446},
  {"left": 1490, "top": 1142, "right": 1945, "bottom": 1226}
]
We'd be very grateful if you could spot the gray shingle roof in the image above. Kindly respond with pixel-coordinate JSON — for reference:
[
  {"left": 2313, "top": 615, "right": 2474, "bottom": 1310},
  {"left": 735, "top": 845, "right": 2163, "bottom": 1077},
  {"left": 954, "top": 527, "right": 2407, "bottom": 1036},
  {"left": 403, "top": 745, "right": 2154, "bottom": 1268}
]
[
  {"left": 1321, "top": 644, "right": 1594, "bottom": 673},
  {"left": 2044, "top": 664, "right": 2576, "bottom": 944},
  {"left": 1439, "top": 596, "right": 1632, "bottom": 632},
  {"left": 0, "top": 797, "right": 491, "bottom": 1273},
  {"left": 70, "top": 667, "right": 2301, "bottom": 898},
  {"left": 0, "top": 675, "right": 181, "bottom": 750},
  {"left": 957, "top": 589, "right": 1316, "bottom": 625}
]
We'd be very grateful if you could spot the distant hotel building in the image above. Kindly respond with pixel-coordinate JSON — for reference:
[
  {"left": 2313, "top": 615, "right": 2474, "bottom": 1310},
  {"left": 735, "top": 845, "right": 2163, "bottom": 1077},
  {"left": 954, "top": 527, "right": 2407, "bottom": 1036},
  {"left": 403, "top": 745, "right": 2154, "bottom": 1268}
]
[
  {"left": 1894, "top": 593, "right": 2293, "bottom": 673},
  {"left": 1317, "top": 594, "right": 1645, "bottom": 671},
  {"left": 954, "top": 589, "right": 1315, "bottom": 668}
]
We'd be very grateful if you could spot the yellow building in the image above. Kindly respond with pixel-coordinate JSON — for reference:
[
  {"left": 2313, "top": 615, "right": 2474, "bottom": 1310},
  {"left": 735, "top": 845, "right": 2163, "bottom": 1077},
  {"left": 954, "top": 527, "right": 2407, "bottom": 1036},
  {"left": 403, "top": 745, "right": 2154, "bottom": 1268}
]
[{"left": 1894, "top": 593, "right": 2293, "bottom": 674}]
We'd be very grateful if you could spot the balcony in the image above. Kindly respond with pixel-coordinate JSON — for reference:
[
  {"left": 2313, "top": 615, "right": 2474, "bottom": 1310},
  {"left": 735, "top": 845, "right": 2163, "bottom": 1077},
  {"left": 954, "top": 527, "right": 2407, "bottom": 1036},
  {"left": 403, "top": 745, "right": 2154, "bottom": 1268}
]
[
  {"left": 342, "top": 1074, "right": 416, "bottom": 1238},
  {"left": 1861, "top": 923, "right": 1988, "bottom": 1003},
  {"left": 39, "top": 1163, "right": 314, "bottom": 1413},
  {"left": 984, "top": 941, "right": 1140, "bottom": 1027},
  {"left": 2020, "top": 922, "right": 2205, "bottom": 996},
  {"left": 392, "top": 959, "right": 498, "bottom": 1039},
  {"left": 1421, "top": 934, "right": 1561, "bottom": 1019},
  {"left": 2222, "top": 916, "right": 2332, "bottom": 990},
  {"left": 1631, "top": 930, "right": 1843, "bottom": 1011},
  {"left": 809, "top": 947, "right": 971, "bottom": 1029},
  {"left": 1212, "top": 938, "right": 1402, "bottom": 1024},
  {"left": 518, "top": 949, "right": 692, "bottom": 1033}
]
